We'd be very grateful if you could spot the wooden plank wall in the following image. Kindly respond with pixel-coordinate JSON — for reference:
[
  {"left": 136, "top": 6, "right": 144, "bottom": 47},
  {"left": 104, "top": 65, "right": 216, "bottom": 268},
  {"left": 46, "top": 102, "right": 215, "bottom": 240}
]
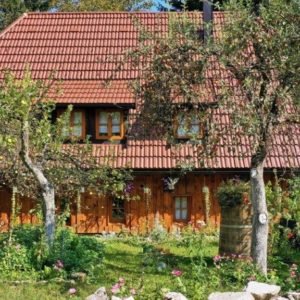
[{"left": 0, "top": 173, "right": 274, "bottom": 234}]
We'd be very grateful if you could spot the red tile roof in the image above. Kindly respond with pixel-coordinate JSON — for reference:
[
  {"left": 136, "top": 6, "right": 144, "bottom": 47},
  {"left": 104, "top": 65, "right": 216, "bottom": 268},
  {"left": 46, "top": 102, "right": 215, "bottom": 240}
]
[{"left": 0, "top": 12, "right": 299, "bottom": 170}]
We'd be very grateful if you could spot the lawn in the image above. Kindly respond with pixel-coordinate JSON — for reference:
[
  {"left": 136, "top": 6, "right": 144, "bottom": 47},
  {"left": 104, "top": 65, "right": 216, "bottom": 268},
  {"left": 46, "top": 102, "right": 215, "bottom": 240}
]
[{"left": 0, "top": 229, "right": 299, "bottom": 300}]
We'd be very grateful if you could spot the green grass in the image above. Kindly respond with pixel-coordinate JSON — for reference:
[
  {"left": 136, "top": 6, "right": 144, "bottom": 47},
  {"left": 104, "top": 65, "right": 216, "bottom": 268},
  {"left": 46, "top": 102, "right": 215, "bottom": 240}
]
[{"left": 0, "top": 234, "right": 299, "bottom": 300}]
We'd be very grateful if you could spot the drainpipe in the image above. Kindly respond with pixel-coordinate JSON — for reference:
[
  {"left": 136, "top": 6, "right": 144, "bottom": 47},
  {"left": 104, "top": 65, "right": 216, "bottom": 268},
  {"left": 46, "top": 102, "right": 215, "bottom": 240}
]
[{"left": 203, "top": 0, "right": 213, "bottom": 42}]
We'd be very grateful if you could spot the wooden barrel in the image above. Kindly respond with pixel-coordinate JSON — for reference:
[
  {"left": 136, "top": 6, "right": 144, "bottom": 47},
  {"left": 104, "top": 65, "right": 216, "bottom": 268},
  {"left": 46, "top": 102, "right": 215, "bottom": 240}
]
[{"left": 219, "top": 204, "right": 252, "bottom": 256}]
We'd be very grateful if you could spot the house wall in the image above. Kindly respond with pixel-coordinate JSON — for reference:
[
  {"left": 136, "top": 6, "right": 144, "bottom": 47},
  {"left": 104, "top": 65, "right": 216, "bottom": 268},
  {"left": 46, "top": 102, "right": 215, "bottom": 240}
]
[{"left": 0, "top": 172, "right": 273, "bottom": 234}]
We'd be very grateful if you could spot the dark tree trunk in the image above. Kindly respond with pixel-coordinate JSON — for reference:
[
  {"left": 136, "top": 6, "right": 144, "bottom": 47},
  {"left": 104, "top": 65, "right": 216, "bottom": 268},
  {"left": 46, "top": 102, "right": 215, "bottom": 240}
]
[{"left": 250, "top": 159, "right": 268, "bottom": 275}]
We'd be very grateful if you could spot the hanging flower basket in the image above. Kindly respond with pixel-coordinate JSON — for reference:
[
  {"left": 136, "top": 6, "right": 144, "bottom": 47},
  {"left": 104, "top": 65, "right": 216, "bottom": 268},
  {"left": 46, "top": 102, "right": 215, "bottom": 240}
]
[{"left": 162, "top": 177, "right": 179, "bottom": 192}]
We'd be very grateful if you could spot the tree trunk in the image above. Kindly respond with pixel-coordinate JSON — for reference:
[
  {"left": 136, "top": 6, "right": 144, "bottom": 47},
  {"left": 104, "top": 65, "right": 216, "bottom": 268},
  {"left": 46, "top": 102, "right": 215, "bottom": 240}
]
[
  {"left": 250, "top": 161, "right": 268, "bottom": 275},
  {"left": 20, "top": 120, "right": 56, "bottom": 246},
  {"left": 42, "top": 183, "right": 56, "bottom": 245}
]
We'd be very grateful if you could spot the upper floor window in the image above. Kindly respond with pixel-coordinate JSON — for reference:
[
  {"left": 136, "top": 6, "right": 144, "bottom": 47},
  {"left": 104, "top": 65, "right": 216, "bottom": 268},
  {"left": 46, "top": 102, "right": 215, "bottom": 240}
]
[
  {"left": 174, "top": 111, "right": 203, "bottom": 139},
  {"left": 96, "top": 110, "right": 124, "bottom": 140},
  {"left": 58, "top": 109, "right": 86, "bottom": 140}
]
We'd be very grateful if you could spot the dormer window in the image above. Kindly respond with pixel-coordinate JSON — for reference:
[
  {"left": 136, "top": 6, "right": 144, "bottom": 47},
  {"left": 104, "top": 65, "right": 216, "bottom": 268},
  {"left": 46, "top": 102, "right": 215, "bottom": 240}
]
[
  {"left": 174, "top": 111, "right": 203, "bottom": 139},
  {"left": 58, "top": 109, "right": 86, "bottom": 140},
  {"left": 96, "top": 110, "right": 124, "bottom": 140}
]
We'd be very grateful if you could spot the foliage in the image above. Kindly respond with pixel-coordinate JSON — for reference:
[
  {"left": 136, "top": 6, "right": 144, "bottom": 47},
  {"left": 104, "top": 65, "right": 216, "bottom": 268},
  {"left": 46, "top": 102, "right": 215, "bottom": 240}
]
[
  {"left": 266, "top": 175, "right": 300, "bottom": 253},
  {"left": 52, "top": 0, "right": 153, "bottom": 12},
  {"left": 119, "top": 0, "right": 300, "bottom": 273},
  {"left": 0, "top": 225, "right": 104, "bottom": 281},
  {"left": 0, "top": 0, "right": 51, "bottom": 31},
  {"left": 165, "top": 0, "right": 223, "bottom": 12},
  {"left": 0, "top": 71, "right": 132, "bottom": 244},
  {"left": 1, "top": 226, "right": 300, "bottom": 299},
  {"left": 217, "top": 179, "right": 250, "bottom": 208}
]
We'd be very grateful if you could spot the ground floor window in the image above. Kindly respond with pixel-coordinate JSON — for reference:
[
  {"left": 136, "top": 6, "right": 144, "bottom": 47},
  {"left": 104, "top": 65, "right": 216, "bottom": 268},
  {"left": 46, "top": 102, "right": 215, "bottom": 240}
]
[
  {"left": 111, "top": 197, "right": 125, "bottom": 222},
  {"left": 174, "top": 196, "right": 189, "bottom": 222}
]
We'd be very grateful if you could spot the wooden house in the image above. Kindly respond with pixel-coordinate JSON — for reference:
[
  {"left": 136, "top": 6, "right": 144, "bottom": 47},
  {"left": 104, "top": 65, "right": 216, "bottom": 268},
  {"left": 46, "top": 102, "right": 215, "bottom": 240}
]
[{"left": 0, "top": 11, "right": 299, "bottom": 233}]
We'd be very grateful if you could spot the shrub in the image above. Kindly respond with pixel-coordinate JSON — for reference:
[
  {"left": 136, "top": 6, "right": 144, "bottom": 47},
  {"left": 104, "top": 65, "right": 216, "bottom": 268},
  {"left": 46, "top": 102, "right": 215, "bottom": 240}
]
[{"left": 0, "top": 224, "right": 104, "bottom": 281}]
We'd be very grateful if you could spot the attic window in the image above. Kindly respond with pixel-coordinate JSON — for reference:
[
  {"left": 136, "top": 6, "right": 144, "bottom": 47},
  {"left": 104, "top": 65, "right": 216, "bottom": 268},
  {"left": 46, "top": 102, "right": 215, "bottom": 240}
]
[
  {"left": 174, "top": 111, "right": 204, "bottom": 139},
  {"left": 96, "top": 110, "right": 124, "bottom": 140},
  {"left": 58, "top": 109, "right": 86, "bottom": 140}
]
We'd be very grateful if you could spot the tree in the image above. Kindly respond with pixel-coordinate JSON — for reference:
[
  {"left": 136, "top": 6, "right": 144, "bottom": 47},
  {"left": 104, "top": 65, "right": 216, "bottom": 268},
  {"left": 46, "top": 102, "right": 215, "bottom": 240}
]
[
  {"left": 0, "top": 0, "right": 51, "bottom": 31},
  {"left": 217, "top": 0, "right": 300, "bottom": 274},
  {"left": 52, "top": 0, "right": 153, "bottom": 12},
  {"left": 122, "top": 0, "right": 299, "bottom": 274},
  {"left": 0, "top": 71, "right": 131, "bottom": 245},
  {"left": 158, "top": 0, "right": 223, "bottom": 11}
]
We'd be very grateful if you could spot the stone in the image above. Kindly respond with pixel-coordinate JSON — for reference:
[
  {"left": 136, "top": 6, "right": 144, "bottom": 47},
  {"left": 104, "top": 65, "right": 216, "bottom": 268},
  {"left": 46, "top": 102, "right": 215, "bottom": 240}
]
[
  {"left": 287, "top": 292, "right": 300, "bottom": 300},
  {"left": 70, "top": 272, "right": 87, "bottom": 282},
  {"left": 165, "top": 292, "right": 188, "bottom": 300},
  {"left": 208, "top": 292, "right": 255, "bottom": 300},
  {"left": 245, "top": 281, "right": 281, "bottom": 300},
  {"left": 111, "top": 297, "right": 134, "bottom": 300},
  {"left": 85, "top": 287, "right": 109, "bottom": 300}
]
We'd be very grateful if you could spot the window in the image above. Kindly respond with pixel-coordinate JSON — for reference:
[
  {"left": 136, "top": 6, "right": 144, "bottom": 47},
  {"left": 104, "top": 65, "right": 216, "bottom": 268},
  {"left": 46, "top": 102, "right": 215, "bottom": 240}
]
[
  {"left": 58, "top": 109, "right": 86, "bottom": 140},
  {"left": 96, "top": 110, "right": 124, "bottom": 140},
  {"left": 111, "top": 197, "right": 125, "bottom": 222},
  {"left": 174, "top": 112, "right": 203, "bottom": 139},
  {"left": 174, "top": 196, "right": 190, "bottom": 222}
]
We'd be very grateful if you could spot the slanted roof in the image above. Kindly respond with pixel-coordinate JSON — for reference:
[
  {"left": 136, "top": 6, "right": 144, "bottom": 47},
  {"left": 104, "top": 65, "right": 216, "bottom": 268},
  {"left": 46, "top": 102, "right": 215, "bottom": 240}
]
[{"left": 0, "top": 12, "right": 299, "bottom": 170}]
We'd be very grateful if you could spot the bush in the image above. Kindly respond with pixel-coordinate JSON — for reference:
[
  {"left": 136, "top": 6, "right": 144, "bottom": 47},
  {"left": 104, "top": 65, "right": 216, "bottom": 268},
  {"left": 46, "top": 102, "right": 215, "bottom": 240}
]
[{"left": 0, "top": 225, "right": 104, "bottom": 281}]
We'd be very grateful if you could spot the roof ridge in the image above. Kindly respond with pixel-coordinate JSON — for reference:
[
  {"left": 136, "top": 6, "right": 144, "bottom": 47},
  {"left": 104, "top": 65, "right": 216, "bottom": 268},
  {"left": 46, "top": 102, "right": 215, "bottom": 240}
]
[
  {"left": 0, "top": 13, "right": 28, "bottom": 38},
  {"left": 26, "top": 11, "right": 202, "bottom": 14}
]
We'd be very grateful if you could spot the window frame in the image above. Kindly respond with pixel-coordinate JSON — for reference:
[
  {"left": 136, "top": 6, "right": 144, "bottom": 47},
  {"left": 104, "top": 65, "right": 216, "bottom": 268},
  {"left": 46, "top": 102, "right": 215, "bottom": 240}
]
[
  {"left": 95, "top": 110, "right": 124, "bottom": 140},
  {"left": 174, "top": 111, "right": 204, "bottom": 139},
  {"left": 110, "top": 197, "right": 126, "bottom": 223},
  {"left": 173, "top": 195, "right": 191, "bottom": 222},
  {"left": 57, "top": 108, "right": 86, "bottom": 140}
]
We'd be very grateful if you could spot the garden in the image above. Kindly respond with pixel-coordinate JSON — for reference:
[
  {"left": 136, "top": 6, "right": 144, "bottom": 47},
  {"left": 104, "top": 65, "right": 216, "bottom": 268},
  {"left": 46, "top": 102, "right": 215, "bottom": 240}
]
[{"left": 0, "top": 177, "right": 299, "bottom": 300}]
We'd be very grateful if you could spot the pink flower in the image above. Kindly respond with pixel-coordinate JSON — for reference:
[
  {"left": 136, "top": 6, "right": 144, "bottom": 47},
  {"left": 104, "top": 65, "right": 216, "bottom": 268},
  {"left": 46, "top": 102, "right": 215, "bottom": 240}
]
[
  {"left": 213, "top": 255, "right": 222, "bottom": 263},
  {"left": 290, "top": 271, "right": 297, "bottom": 278},
  {"left": 130, "top": 288, "right": 136, "bottom": 295},
  {"left": 54, "top": 260, "right": 64, "bottom": 270},
  {"left": 111, "top": 283, "right": 120, "bottom": 294},
  {"left": 171, "top": 269, "right": 182, "bottom": 277},
  {"left": 68, "top": 288, "right": 77, "bottom": 295}
]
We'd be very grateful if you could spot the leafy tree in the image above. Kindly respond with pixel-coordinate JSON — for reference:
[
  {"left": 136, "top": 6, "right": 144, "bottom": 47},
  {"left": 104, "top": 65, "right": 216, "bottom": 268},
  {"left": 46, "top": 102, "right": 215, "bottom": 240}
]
[
  {"left": 0, "top": 71, "right": 131, "bottom": 245},
  {"left": 123, "top": 0, "right": 300, "bottom": 274},
  {"left": 158, "top": 0, "right": 223, "bottom": 11},
  {"left": 0, "top": 0, "right": 51, "bottom": 31},
  {"left": 52, "top": 0, "right": 153, "bottom": 12}
]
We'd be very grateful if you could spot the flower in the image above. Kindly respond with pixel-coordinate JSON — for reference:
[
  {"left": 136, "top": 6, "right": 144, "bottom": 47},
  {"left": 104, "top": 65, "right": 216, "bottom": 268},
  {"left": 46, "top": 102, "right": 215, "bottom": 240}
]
[
  {"left": 290, "top": 271, "right": 296, "bottom": 278},
  {"left": 130, "top": 288, "right": 136, "bottom": 295},
  {"left": 171, "top": 269, "right": 182, "bottom": 277},
  {"left": 68, "top": 288, "right": 77, "bottom": 295},
  {"left": 111, "top": 283, "right": 120, "bottom": 294},
  {"left": 54, "top": 260, "right": 64, "bottom": 270},
  {"left": 213, "top": 255, "right": 222, "bottom": 263}
]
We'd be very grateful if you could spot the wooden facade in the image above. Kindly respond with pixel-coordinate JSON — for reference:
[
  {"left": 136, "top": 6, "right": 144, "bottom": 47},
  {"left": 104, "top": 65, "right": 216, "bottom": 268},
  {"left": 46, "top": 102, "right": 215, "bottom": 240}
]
[{"left": 0, "top": 172, "right": 245, "bottom": 234}]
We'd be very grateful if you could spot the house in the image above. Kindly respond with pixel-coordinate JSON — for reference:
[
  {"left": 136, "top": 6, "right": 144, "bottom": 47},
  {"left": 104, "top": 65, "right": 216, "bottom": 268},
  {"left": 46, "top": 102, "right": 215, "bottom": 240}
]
[{"left": 0, "top": 11, "right": 299, "bottom": 234}]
